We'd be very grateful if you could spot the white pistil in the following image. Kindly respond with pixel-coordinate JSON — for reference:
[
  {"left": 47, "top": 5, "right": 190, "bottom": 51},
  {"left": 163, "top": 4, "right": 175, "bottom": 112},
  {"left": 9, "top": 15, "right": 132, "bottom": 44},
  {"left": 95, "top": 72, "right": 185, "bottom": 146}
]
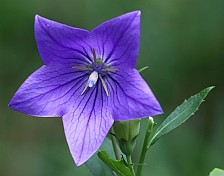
[
  {"left": 81, "top": 71, "right": 99, "bottom": 95},
  {"left": 81, "top": 71, "right": 109, "bottom": 96},
  {"left": 88, "top": 71, "right": 99, "bottom": 87}
]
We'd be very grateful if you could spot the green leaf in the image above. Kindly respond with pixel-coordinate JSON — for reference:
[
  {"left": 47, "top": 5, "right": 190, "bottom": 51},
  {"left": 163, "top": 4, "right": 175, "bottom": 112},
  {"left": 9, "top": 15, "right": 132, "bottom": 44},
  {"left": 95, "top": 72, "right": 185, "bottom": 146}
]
[
  {"left": 209, "top": 168, "right": 224, "bottom": 176},
  {"left": 150, "top": 86, "right": 214, "bottom": 145},
  {"left": 85, "top": 138, "right": 115, "bottom": 176},
  {"left": 98, "top": 150, "right": 133, "bottom": 176},
  {"left": 138, "top": 66, "right": 148, "bottom": 73}
]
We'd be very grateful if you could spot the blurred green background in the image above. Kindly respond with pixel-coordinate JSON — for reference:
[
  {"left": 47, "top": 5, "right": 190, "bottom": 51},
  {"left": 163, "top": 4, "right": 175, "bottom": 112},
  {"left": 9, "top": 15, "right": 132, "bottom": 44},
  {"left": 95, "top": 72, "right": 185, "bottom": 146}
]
[{"left": 1, "top": 0, "right": 223, "bottom": 176}]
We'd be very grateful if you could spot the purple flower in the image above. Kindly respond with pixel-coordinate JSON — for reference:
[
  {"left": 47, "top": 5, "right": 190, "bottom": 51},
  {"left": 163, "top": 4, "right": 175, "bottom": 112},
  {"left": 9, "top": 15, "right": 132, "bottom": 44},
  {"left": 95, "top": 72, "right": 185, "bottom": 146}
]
[{"left": 9, "top": 11, "right": 163, "bottom": 166}]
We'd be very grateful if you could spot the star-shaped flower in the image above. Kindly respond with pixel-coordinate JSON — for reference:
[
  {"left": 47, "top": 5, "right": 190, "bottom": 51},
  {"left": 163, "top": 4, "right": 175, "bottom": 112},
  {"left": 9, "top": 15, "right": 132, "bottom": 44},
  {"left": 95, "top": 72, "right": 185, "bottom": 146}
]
[{"left": 9, "top": 11, "right": 163, "bottom": 166}]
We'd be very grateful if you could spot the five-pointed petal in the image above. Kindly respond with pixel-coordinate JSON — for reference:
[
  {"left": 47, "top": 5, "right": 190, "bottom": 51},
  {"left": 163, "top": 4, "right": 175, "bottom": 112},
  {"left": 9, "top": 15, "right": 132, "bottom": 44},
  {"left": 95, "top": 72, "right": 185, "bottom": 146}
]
[{"left": 9, "top": 11, "right": 163, "bottom": 166}]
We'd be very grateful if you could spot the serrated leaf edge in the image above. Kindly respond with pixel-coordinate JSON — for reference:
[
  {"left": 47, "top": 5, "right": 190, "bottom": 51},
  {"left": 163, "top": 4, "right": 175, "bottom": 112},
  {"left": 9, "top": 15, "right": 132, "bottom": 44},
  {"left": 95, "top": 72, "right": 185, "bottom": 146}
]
[{"left": 150, "top": 86, "right": 214, "bottom": 145}]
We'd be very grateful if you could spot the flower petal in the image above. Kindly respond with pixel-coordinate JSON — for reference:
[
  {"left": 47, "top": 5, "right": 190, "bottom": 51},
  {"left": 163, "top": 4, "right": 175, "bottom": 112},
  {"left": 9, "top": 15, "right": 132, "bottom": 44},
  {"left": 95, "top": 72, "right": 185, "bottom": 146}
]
[
  {"left": 106, "top": 68, "right": 163, "bottom": 120},
  {"left": 91, "top": 11, "right": 140, "bottom": 69},
  {"left": 9, "top": 65, "right": 88, "bottom": 117},
  {"left": 62, "top": 80, "right": 114, "bottom": 166},
  {"left": 35, "top": 15, "right": 92, "bottom": 66}
]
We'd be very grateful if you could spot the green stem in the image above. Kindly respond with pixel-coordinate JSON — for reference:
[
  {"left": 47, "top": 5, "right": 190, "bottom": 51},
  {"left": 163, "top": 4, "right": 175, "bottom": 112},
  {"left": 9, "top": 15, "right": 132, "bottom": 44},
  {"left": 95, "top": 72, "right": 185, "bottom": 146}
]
[
  {"left": 136, "top": 117, "right": 154, "bottom": 176},
  {"left": 126, "top": 154, "right": 136, "bottom": 176},
  {"left": 110, "top": 127, "right": 120, "bottom": 160}
]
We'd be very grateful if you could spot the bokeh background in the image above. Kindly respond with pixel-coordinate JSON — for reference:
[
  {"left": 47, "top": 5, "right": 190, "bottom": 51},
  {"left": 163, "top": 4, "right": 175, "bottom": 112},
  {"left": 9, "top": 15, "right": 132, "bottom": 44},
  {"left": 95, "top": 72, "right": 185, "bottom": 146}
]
[{"left": 1, "top": 0, "right": 223, "bottom": 176}]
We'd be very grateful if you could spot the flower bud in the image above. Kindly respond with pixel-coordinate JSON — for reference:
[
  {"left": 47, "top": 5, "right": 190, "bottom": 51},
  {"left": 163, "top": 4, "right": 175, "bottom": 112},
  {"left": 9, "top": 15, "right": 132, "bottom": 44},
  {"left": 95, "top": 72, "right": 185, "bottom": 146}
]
[{"left": 113, "top": 119, "right": 140, "bottom": 155}]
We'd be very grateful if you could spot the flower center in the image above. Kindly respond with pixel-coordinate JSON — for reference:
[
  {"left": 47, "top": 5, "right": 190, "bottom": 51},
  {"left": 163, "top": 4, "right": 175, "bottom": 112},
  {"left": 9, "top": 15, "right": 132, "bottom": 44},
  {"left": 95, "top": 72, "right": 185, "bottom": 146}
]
[
  {"left": 72, "top": 48, "right": 118, "bottom": 96},
  {"left": 92, "top": 59, "right": 107, "bottom": 76}
]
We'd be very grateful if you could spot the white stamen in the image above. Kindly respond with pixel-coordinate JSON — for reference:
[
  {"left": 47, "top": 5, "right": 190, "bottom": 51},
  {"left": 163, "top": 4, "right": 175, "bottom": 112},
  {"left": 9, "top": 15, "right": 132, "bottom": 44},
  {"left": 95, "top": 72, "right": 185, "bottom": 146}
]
[
  {"left": 81, "top": 83, "right": 88, "bottom": 95},
  {"left": 99, "top": 75, "right": 109, "bottom": 96},
  {"left": 88, "top": 71, "right": 98, "bottom": 87}
]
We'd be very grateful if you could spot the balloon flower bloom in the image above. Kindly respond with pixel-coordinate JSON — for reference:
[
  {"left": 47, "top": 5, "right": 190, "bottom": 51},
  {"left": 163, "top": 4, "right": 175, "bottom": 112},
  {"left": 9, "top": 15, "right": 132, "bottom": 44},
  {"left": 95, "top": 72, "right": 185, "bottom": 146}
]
[{"left": 9, "top": 11, "right": 163, "bottom": 166}]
